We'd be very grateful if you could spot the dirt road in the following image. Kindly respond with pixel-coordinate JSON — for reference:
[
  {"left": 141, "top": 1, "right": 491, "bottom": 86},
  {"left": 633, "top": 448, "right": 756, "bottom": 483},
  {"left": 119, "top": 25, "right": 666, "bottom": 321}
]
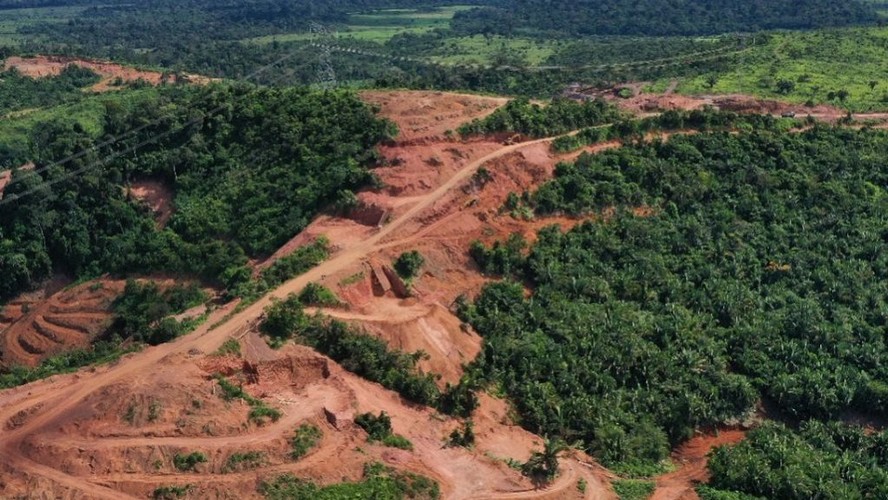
[{"left": 0, "top": 133, "right": 575, "bottom": 499}]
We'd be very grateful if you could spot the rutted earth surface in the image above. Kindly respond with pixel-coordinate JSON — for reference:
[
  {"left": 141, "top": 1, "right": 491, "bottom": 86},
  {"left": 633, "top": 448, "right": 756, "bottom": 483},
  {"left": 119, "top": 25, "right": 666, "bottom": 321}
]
[
  {"left": 0, "top": 90, "right": 621, "bottom": 499},
  {"left": 0, "top": 279, "right": 123, "bottom": 369}
]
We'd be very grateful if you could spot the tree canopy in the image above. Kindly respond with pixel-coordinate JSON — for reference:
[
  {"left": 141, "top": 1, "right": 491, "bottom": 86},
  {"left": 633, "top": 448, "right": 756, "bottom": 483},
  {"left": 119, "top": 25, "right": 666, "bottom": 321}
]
[
  {"left": 0, "top": 84, "right": 393, "bottom": 302},
  {"left": 462, "top": 124, "right": 888, "bottom": 470}
]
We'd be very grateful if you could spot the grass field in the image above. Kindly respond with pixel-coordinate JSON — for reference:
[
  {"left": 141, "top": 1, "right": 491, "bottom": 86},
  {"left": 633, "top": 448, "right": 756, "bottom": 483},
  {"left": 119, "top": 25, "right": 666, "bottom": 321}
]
[
  {"left": 427, "top": 35, "right": 560, "bottom": 66},
  {"left": 655, "top": 27, "right": 888, "bottom": 112},
  {"left": 244, "top": 5, "right": 477, "bottom": 45},
  {"left": 0, "top": 5, "right": 87, "bottom": 46}
]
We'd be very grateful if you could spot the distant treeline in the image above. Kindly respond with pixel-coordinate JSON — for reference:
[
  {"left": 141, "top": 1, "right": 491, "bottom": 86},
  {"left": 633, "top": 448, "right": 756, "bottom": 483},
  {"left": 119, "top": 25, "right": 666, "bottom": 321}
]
[{"left": 453, "top": 0, "right": 878, "bottom": 37}]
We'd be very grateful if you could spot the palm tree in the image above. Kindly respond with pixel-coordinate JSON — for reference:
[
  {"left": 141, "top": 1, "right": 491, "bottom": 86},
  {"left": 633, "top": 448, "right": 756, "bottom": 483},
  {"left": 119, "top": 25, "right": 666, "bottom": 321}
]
[{"left": 522, "top": 437, "right": 570, "bottom": 486}]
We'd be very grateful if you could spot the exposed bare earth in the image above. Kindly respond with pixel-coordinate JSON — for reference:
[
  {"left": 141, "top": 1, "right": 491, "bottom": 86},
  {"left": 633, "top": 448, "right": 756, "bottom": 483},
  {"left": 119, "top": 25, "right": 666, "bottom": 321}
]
[
  {"left": 0, "top": 90, "right": 617, "bottom": 499},
  {"left": 651, "top": 429, "right": 747, "bottom": 500},
  {"left": 581, "top": 82, "right": 888, "bottom": 124},
  {"left": 128, "top": 180, "right": 175, "bottom": 228},
  {"left": 0, "top": 279, "right": 123, "bottom": 368},
  {"left": 3, "top": 55, "right": 212, "bottom": 92}
]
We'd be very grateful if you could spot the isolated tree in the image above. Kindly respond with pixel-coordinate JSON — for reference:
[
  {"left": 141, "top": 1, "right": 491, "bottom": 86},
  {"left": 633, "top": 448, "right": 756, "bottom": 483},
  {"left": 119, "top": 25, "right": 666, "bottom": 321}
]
[
  {"left": 776, "top": 79, "right": 796, "bottom": 95},
  {"left": 705, "top": 75, "right": 718, "bottom": 89},
  {"left": 394, "top": 250, "right": 425, "bottom": 280},
  {"left": 522, "top": 438, "right": 569, "bottom": 484}
]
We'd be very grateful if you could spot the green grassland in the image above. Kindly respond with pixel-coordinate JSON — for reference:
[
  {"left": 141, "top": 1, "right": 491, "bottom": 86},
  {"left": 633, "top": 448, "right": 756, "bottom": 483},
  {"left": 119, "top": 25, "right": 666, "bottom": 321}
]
[
  {"left": 0, "top": 5, "right": 87, "bottom": 46},
  {"left": 427, "top": 35, "right": 559, "bottom": 66},
  {"left": 244, "top": 5, "right": 476, "bottom": 45},
  {"left": 657, "top": 27, "right": 888, "bottom": 112}
]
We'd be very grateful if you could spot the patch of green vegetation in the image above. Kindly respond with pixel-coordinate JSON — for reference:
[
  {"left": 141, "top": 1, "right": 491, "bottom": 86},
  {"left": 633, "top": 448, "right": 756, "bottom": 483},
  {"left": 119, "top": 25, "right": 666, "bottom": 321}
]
[
  {"left": 610, "top": 460, "right": 675, "bottom": 479},
  {"left": 223, "top": 451, "right": 265, "bottom": 472},
  {"left": 355, "top": 411, "right": 413, "bottom": 450},
  {"left": 152, "top": 484, "right": 192, "bottom": 500},
  {"left": 0, "top": 64, "right": 100, "bottom": 115},
  {"left": 214, "top": 338, "right": 241, "bottom": 356},
  {"left": 261, "top": 462, "right": 440, "bottom": 499},
  {"left": 521, "top": 439, "right": 568, "bottom": 485},
  {"left": 148, "top": 399, "right": 162, "bottom": 422},
  {"left": 172, "top": 451, "right": 207, "bottom": 472},
  {"left": 244, "top": 6, "right": 476, "bottom": 45},
  {"left": 612, "top": 479, "right": 655, "bottom": 500},
  {"left": 297, "top": 282, "right": 341, "bottom": 307},
  {"left": 393, "top": 250, "right": 425, "bottom": 281},
  {"left": 696, "top": 486, "right": 764, "bottom": 500},
  {"left": 234, "top": 237, "right": 331, "bottom": 302},
  {"left": 459, "top": 97, "right": 621, "bottom": 138},
  {"left": 112, "top": 280, "right": 207, "bottom": 346},
  {"left": 460, "top": 120, "right": 888, "bottom": 476},
  {"left": 291, "top": 423, "right": 323, "bottom": 459},
  {"left": 446, "top": 420, "right": 475, "bottom": 448},
  {"left": 707, "top": 422, "right": 888, "bottom": 499},
  {"left": 339, "top": 271, "right": 365, "bottom": 286},
  {"left": 0, "top": 85, "right": 391, "bottom": 304},
  {"left": 0, "top": 341, "right": 137, "bottom": 390},
  {"left": 426, "top": 35, "right": 557, "bottom": 66},
  {"left": 215, "top": 375, "right": 282, "bottom": 424},
  {"left": 662, "top": 28, "right": 888, "bottom": 112},
  {"left": 0, "top": 5, "right": 87, "bottom": 46}
]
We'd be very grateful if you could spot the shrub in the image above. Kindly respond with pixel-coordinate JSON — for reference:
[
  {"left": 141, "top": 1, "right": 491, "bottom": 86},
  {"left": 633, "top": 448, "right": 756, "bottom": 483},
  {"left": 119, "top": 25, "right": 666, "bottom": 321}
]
[
  {"left": 297, "top": 283, "right": 341, "bottom": 307},
  {"left": 291, "top": 424, "right": 323, "bottom": 459},
  {"left": 612, "top": 479, "right": 655, "bottom": 500},
  {"left": 173, "top": 451, "right": 207, "bottom": 472},
  {"left": 223, "top": 451, "right": 265, "bottom": 473},
  {"left": 356, "top": 411, "right": 413, "bottom": 450},
  {"left": 394, "top": 250, "right": 425, "bottom": 281}
]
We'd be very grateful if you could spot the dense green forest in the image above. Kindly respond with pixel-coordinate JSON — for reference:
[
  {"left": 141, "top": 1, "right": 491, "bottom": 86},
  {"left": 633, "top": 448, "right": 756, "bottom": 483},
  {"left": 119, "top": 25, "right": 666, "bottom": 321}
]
[
  {"left": 708, "top": 421, "right": 888, "bottom": 498},
  {"left": 462, "top": 124, "right": 888, "bottom": 472},
  {"left": 0, "top": 84, "right": 393, "bottom": 303},
  {"left": 453, "top": 0, "right": 877, "bottom": 37}
]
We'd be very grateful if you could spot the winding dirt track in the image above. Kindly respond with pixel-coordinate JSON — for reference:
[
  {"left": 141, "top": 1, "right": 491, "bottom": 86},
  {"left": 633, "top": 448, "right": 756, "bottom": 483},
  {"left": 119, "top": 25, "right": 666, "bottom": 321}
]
[{"left": 0, "top": 133, "right": 577, "bottom": 499}]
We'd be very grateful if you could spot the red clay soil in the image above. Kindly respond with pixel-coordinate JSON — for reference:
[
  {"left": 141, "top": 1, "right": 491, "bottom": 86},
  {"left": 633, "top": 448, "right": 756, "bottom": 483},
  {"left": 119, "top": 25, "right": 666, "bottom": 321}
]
[
  {"left": 128, "top": 180, "right": 174, "bottom": 228},
  {"left": 2, "top": 55, "right": 213, "bottom": 92},
  {"left": 651, "top": 429, "right": 747, "bottom": 500},
  {"left": 0, "top": 169, "right": 10, "bottom": 199},
  {"left": 584, "top": 82, "right": 888, "bottom": 124},
  {"left": 0, "top": 279, "right": 125, "bottom": 368}
]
